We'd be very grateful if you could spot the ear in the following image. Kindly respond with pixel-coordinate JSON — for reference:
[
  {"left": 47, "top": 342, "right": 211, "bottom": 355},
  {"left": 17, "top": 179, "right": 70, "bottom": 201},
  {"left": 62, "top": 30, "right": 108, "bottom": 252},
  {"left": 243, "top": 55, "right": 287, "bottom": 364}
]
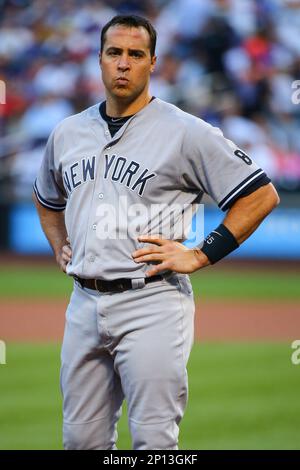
[
  {"left": 99, "top": 52, "right": 102, "bottom": 67},
  {"left": 150, "top": 55, "right": 157, "bottom": 73}
]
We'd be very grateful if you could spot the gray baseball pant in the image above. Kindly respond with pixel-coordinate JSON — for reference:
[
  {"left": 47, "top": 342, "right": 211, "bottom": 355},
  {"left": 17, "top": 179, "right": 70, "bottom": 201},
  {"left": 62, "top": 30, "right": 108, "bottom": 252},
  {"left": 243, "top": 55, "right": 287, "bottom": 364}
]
[{"left": 60, "top": 273, "right": 195, "bottom": 450}]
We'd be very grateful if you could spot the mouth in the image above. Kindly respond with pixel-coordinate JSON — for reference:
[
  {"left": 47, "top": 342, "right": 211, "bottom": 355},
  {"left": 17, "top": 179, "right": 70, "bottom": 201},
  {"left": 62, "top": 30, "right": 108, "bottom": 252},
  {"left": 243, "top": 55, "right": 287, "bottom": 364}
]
[{"left": 115, "top": 77, "right": 129, "bottom": 85}]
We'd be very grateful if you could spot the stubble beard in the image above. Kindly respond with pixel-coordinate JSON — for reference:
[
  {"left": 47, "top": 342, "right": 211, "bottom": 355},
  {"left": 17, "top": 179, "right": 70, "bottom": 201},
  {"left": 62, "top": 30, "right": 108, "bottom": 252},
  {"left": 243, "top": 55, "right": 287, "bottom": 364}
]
[{"left": 109, "top": 80, "right": 149, "bottom": 105}]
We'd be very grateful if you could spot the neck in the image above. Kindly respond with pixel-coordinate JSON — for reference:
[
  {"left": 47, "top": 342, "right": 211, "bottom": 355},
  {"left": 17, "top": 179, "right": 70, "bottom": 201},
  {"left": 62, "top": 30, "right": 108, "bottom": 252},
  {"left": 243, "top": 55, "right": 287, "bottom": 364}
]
[{"left": 105, "top": 89, "right": 152, "bottom": 117}]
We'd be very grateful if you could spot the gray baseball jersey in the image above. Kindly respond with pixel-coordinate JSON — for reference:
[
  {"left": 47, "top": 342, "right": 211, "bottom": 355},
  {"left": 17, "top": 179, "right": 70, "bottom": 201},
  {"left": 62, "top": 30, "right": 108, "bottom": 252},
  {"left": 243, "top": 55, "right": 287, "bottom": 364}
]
[
  {"left": 34, "top": 97, "right": 266, "bottom": 279},
  {"left": 34, "top": 97, "right": 270, "bottom": 450}
]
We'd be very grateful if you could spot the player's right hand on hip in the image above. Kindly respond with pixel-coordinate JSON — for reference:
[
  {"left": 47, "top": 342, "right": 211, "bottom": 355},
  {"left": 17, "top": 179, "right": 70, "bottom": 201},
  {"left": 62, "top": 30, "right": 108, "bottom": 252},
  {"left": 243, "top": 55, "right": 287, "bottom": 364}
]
[{"left": 56, "top": 238, "right": 72, "bottom": 273}]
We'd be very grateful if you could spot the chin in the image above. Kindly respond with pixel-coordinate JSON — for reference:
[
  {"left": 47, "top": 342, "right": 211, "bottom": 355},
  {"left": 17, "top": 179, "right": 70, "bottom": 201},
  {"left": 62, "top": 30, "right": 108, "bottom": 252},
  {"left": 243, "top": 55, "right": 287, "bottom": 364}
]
[{"left": 112, "top": 88, "right": 134, "bottom": 99}]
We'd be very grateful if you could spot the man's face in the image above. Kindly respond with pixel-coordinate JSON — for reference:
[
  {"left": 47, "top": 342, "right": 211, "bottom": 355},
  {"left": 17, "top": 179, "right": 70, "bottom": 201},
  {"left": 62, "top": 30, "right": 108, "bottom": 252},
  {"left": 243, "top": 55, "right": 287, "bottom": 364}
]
[{"left": 100, "top": 25, "right": 156, "bottom": 102}]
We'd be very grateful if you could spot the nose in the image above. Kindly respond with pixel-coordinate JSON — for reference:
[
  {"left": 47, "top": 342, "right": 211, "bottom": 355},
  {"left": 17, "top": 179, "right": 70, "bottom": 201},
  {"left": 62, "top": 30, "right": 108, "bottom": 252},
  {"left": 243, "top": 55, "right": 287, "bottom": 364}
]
[{"left": 117, "top": 53, "right": 130, "bottom": 71}]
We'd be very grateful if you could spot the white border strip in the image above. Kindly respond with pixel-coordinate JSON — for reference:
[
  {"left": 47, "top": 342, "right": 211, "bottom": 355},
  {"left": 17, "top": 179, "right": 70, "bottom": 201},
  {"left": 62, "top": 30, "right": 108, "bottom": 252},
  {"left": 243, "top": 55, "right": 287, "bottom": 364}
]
[{"left": 219, "top": 170, "right": 264, "bottom": 210}]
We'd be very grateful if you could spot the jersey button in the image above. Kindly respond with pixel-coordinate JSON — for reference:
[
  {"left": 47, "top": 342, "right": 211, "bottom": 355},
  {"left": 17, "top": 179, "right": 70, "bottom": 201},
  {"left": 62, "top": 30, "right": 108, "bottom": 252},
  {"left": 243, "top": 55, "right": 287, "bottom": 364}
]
[
  {"left": 92, "top": 224, "right": 97, "bottom": 230},
  {"left": 98, "top": 193, "right": 104, "bottom": 199}
]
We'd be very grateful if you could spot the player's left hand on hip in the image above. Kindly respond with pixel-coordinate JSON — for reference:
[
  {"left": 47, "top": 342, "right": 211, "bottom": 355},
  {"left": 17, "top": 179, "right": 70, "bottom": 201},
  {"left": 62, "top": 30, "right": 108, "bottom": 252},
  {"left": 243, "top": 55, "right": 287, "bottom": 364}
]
[{"left": 132, "top": 235, "right": 210, "bottom": 276}]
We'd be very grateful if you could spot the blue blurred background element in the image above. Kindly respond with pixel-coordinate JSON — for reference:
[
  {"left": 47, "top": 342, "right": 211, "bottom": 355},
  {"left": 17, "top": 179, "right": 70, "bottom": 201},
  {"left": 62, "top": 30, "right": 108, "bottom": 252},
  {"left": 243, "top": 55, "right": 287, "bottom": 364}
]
[
  {"left": 1, "top": 0, "right": 300, "bottom": 258},
  {"left": 9, "top": 203, "right": 300, "bottom": 258}
]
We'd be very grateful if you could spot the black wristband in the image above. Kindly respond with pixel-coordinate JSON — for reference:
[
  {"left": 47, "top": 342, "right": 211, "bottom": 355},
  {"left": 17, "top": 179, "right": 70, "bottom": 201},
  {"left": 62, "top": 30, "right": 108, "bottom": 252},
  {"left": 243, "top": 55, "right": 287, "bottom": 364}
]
[{"left": 200, "top": 224, "right": 239, "bottom": 264}]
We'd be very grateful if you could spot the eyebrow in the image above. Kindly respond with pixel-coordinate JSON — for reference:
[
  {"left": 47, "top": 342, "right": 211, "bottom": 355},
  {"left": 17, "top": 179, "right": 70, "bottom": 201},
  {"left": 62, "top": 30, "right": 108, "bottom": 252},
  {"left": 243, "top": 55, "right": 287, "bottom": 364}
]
[{"left": 105, "top": 46, "right": 146, "bottom": 55}]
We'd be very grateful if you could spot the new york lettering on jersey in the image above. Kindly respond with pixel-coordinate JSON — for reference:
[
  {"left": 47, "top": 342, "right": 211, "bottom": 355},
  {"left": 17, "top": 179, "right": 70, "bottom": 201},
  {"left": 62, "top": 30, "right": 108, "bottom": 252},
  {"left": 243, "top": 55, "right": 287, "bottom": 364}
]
[{"left": 62, "top": 154, "right": 157, "bottom": 197}]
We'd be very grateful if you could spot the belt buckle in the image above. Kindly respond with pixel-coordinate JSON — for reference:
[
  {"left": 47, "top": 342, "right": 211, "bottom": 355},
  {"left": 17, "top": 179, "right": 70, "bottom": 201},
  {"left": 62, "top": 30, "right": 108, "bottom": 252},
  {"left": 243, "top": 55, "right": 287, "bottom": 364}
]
[{"left": 94, "top": 279, "right": 125, "bottom": 293}]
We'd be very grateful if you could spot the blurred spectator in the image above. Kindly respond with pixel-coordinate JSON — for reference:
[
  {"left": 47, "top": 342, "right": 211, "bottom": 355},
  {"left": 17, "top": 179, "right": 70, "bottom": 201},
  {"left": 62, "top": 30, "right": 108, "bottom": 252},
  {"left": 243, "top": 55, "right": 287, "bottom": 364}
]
[
  {"left": 8, "top": 140, "right": 46, "bottom": 199},
  {"left": 32, "top": 60, "right": 81, "bottom": 97},
  {"left": 19, "top": 95, "right": 74, "bottom": 140},
  {"left": 1, "top": 0, "right": 300, "bottom": 204}
]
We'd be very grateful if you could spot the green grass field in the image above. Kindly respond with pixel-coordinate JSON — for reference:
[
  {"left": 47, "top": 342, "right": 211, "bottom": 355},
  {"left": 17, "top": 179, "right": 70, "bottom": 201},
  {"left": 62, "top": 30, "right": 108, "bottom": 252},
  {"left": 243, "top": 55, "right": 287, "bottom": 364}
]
[
  {"left": 0, "top": 342, "right": 299, "bottom": 450},
  {"left": 0, "top": 266, "right": 299, "bottom": 299},
  {"left": 0, "top": 264, "right": 299, "bottom": 449}
]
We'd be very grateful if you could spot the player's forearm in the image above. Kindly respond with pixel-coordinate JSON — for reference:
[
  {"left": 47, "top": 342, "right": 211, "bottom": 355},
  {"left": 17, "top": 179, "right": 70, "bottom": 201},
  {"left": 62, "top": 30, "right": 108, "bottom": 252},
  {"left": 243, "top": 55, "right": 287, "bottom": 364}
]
[
  {"left": 222, "top": 183, "right": 280, "bottom": 245},
  {"left": 33, "top": 192, "right": 68, "bottom": 260}
]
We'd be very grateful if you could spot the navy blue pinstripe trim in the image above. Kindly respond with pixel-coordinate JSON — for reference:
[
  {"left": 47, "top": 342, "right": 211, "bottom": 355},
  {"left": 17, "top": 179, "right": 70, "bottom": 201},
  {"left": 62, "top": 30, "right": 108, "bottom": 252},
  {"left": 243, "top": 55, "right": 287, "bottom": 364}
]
[
  {"left": 33, "top": 181, "right": 66, "bottom": 211},
  {"left": 218, "top": 169, "right": 264, "bottom": 211}
]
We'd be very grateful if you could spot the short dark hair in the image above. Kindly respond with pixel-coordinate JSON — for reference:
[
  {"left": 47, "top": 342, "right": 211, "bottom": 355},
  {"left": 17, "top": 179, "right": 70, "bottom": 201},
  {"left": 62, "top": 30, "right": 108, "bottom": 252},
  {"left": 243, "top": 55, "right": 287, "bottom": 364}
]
[{"left": 100, "top": 15, "right": 157, "bottom": 57}]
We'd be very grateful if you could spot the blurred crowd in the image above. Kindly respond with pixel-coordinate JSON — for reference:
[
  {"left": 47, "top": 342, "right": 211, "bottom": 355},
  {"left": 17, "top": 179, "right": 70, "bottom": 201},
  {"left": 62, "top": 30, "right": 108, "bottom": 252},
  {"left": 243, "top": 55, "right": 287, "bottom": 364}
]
[{"left": 1, "top": 0, "right": 300, "bottom": 203}]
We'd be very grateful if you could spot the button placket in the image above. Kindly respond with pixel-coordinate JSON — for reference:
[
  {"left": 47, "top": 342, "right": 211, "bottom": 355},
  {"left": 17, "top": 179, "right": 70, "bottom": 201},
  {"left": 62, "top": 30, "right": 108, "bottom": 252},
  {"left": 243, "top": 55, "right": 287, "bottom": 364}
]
[{"left": 81, "top": 121, "right": 115, "bottom": 273}]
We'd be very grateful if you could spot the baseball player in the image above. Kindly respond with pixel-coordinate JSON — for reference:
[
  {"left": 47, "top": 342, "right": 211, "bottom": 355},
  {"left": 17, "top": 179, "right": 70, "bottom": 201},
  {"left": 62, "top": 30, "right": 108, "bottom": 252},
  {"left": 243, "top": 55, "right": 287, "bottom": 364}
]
[{"left": 33, "top": 15, "right": 279, "bottom": 450}]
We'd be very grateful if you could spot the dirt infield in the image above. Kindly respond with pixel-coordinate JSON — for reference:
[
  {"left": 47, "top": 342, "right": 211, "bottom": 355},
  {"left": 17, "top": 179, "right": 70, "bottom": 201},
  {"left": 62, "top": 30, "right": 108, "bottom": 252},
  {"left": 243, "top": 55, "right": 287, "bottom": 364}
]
[{"left": 1, "top": 298, "right": 299, "bottom": 342}]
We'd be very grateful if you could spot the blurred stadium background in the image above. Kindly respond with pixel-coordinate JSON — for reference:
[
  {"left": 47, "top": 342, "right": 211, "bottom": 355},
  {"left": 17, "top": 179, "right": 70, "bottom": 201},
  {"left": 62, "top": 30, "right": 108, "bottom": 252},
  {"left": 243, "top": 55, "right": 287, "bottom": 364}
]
[{"left": 0, "top": 0, "right": 300, "bottom": 450}]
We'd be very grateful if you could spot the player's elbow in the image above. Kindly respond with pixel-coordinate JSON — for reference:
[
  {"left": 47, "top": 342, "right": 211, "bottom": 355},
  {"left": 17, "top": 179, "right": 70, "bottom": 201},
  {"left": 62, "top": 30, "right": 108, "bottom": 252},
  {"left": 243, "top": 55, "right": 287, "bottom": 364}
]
[
  {"left": 265, "top": 183, "right": 280, "bottom": 212},
  {"left": 254, "top": 184, "right": 280, "bottom": 223},
  {"left": 249, "top": 183, "right": 280, "bottom": 220}
]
